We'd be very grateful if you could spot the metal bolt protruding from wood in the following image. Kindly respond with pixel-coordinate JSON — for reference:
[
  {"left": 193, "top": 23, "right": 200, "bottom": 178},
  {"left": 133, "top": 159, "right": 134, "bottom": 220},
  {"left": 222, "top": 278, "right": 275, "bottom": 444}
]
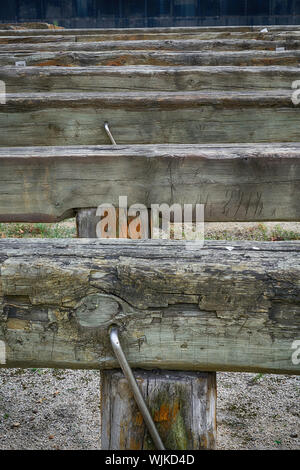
[{"left": 104, "top": 122, "right": 117, "bottom": 146}]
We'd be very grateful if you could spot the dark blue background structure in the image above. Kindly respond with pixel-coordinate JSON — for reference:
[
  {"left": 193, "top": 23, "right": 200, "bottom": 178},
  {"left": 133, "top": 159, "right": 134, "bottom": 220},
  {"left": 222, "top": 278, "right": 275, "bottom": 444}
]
[{"left": 0, "top": 1, "right": 300, "bottom": 28}]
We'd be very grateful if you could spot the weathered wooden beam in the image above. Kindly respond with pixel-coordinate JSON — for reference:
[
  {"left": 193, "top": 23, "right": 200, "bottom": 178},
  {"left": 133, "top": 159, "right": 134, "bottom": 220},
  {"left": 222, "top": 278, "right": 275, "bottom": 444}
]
[
  {"left": 0, "top": 65, "right": 298, "bottom": 93},
  {"left": 0, "top": 143, "right": 299, "bottom": 223},
  {"left": 1, "top": 50, "right": 300, "bottom": 67},
  {"left": 1, "top": 39, "right": 300, "bottom": 53},
  {"left": 0, "top": 27, "right": 272, "bottom": 38},
  {"left": 0, "top": 239, "right": 299, "bottom": 374},
  {"left": 101, "top": 369, "right": 217, "bottom": 450},
  {"left": 0, "top": 35, "right": 77, "bottom": 44},
  {"left": 1, "top": 26, "right": 300, "bottom": 37},
  {"left": 3, "top": 31, "right": 300, "bottom": 44},
  {"left": 0, "top": 91, "right": 299, "bottom": 147}
]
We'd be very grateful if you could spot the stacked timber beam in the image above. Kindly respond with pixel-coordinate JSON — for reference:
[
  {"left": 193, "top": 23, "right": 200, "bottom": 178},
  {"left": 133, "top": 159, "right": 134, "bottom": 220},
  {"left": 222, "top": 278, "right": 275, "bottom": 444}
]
[
  {"left": 0, "top": 144, "right": 299, "bottom": 223},
  {"left": 0, "top": 238, "right": 299, "bottom": 374},
  {"left": 0, "top": 25, "right": 299, "bottom": 450}
]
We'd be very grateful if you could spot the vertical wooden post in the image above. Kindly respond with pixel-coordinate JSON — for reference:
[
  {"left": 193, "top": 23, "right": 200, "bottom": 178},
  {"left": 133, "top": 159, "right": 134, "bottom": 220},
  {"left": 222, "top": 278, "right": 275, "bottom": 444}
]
[
  {"left": 76, "top": 208, "right": 99, "bottom": 238},
  {"left": 101, "top": 370, "right": 216, "bottom": 450},
  {"left": 76, "top": 208, "right": 217, "bottom": 450}
]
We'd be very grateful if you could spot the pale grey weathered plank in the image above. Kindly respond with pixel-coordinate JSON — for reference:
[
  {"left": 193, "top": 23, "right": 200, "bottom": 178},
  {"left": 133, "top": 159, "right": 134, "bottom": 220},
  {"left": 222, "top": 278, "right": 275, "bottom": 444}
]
[
  {"left": 0, "top": 239, "right": 299, "bottom": 374},
  {"left": 0, "top": 91, "right": 300, "bottom": 147},
  {"left": 1, "top": 50, "right": 300, "bottom": 66},
  {"left": 1, "top": 38, "right": 300, "bottom": 53},
  {"left": 0, "top": 35, "right": 77, "bottom": 44},
  {"left": 3, "top": 31, "right": 300, "bottom": 44},
  {"left": 0, "top": 143, "right": 299, "bottom": 223},
  {"left": 0, "top": 27, "right": 272, "bottom": 38},
  {"left": 1, "top": 26, "right": 300, "bottom": 37},
  {"left": 0, "top": 65, "right": 298, "bottom": 93}
]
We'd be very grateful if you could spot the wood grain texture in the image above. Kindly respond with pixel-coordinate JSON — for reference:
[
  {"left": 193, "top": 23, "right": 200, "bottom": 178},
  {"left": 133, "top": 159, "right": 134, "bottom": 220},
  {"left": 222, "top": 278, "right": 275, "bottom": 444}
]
[
  {"left": 76, "top": 209, "right": 99, "bottom": 239},
  {"left": 1, "top": 65, "right": 299, "bottom": 93},
  {"left": 0, "top": 143, "right": 299, "bottom": 223},
  {"left": 2, "top": 38, "right": 300, "bottom": 53},
  {"left": 101, "top": 369, "right": 216, "bottom": 450},
  {"left": 0, "top": 238, "right": 299, "bottom": 374},
  {"left": 0, "top": 35, "right": 77, "bottom": 44},
  {"left": 1, "top": 50, "right": 300, "bottom": 66},
  {"left": 1, "top": 26, "right": 300, "bottom": 37},
  {"left": 1, "top": 91, "right": 300, "bottom": 147},
  {"left": 3, "top": 31, "right": 300, "bottom": 44}
]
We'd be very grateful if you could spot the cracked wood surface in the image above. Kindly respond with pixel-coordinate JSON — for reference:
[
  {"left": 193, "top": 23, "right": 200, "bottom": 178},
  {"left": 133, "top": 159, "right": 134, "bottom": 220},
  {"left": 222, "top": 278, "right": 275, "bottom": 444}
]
[
  {"left": 2, "top": 38, "right": 300, "bottom": 53},
  {"left": 0, "top": 143, "right": 299, "bottom": 223},
  {"left": 3, "top": 31, "right": 300, "bottom": 44},
  {"left": 0, "top": 91, "right": 300, "bottom": 147},
  {"left": 4, "top": 29, "right": 300, "bottom": 43},
  {"left": 1, "top": 66, "right": 299, "bottom": 93},
  {"left": 1, "top": 50, "right": 300, "bottom": 66},
  {"left": 1, "top": 26, "right": 300, "bottom": 37},
  {"left": 0, "top": 239, "right": 299, "bottom": 374}
]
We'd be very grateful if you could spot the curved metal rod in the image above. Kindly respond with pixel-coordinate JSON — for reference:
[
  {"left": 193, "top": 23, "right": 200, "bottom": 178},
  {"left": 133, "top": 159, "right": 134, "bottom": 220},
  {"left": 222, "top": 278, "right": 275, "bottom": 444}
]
[
  {"left": 109, "top": 326, "right": 165, "bottom": 450},
  {"left": 104, "top": 122, "right": 117, "bottom": 146}
]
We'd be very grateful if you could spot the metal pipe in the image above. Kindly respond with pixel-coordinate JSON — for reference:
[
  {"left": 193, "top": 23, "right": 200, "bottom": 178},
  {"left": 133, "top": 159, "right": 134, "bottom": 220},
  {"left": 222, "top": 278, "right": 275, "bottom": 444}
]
[
  {"left": 109, "top": 326, "right": 165, "bottom": 450},
  {"left": 104, "top": 122, "right": 117, "bottom": 146}
]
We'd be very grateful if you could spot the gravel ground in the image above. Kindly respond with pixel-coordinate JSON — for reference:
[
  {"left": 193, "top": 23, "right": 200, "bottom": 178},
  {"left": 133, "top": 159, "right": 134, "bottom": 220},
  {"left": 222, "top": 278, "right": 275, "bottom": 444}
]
[{"left": 0, "top": 369, "right": 298, "bottom": 450}]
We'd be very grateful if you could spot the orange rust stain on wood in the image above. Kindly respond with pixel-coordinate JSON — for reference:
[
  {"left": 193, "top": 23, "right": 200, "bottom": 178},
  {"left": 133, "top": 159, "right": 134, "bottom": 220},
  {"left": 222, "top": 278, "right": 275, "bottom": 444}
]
[
  {"left": 36, "top": 61, "right": 75, "bottom": 67},
  {"left": 154, "top": 401, "right": 180, "bottom": 424},
  {"left": 153, "top": 401, "right": 182, "bottom": 436},
  {"left": 104, "top": 56, "right": 129, "bottom": 66},
  {"left": 36, "top": 60, "right": 62, "bottom": 66},
  {"left": 147, "top": 58, "right": 176, "bottom": 66},
  {"left": 252, "top": 57, "right": 296, "bottom": 66},
  {"left": 135, "top": 412, "right": 144, "bottom": 426},
  {"left": 129, "top": 437, "right": 142, "bottom": 450}
]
